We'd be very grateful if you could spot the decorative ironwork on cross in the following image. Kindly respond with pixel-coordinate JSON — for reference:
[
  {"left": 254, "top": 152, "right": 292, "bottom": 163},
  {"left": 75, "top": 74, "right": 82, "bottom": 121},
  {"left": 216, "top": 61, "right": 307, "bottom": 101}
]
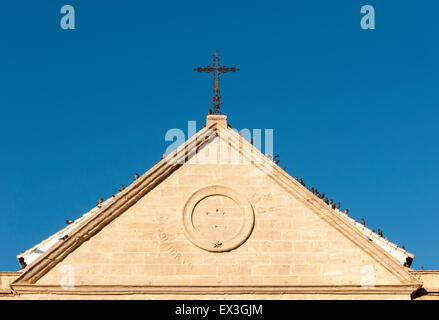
[{"left": 194, "top": 50, "right": 239, "bottom": 115}]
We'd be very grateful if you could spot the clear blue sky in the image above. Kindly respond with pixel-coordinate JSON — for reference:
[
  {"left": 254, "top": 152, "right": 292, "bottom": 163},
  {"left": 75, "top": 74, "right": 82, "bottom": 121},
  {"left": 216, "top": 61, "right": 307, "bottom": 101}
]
[{"left": 0, "top": 1, "right": 438, "bottom": 271}]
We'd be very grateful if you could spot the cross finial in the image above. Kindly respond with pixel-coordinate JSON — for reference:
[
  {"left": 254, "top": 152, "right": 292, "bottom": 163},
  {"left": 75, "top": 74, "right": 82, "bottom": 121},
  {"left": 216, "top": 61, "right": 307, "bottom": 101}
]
[{"left": 194, "top": 51, "right": 239, "bottom": 115}]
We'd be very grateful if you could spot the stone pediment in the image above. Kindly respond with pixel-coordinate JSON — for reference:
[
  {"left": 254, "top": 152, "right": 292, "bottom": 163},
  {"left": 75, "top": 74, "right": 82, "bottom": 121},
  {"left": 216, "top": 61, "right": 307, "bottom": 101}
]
[{"left": 10, "top": 116, "right": 421, "bottom": 299}]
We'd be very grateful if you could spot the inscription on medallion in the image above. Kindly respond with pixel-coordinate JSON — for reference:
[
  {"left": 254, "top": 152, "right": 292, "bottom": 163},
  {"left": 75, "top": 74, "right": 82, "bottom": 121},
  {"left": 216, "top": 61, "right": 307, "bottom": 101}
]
[{"left": 182, "top": 186, "right": 255, "bottom": 252}]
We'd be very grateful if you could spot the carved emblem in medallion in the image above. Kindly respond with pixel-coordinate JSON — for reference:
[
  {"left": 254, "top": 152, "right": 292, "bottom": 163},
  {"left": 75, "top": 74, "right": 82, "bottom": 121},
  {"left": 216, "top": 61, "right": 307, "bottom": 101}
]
[{"left": 182, "top": 185, "right": 255, "bottom": 252}]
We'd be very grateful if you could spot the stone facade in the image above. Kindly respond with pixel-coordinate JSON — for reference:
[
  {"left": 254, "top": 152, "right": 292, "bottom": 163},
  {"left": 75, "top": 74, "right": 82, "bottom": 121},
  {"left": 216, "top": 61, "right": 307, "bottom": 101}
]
[
  {"left": 1, "top": 115, "right": 438, "bottom": 299},
  {"left": 34, "top": 161, "right": 408, "bottom": 288}
]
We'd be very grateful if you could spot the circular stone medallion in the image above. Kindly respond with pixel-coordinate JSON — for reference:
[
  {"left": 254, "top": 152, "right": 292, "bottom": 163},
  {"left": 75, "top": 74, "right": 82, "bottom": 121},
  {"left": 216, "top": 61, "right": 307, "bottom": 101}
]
[{"left": 182, "top": 185, "right": 255, "bottom": 252}]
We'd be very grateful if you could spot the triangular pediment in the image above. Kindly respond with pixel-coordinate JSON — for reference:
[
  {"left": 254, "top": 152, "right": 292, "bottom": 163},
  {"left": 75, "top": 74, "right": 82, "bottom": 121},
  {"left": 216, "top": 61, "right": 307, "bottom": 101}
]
[{"left": 12, "top": 117, "right": 421, "bottom": 297}]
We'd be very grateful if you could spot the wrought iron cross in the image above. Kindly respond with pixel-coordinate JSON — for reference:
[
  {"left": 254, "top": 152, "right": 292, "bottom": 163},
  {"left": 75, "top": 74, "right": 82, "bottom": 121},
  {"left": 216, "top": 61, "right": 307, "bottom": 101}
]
[{"left": 194, "top": 50, "right": 239, "bottom": 115}]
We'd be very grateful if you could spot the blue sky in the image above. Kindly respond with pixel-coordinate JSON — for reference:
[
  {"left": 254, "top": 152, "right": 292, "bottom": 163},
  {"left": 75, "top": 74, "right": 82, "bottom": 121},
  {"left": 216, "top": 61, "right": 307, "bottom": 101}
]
[{"left": 0, "top": 1, "right": 438, "bottom": 271}]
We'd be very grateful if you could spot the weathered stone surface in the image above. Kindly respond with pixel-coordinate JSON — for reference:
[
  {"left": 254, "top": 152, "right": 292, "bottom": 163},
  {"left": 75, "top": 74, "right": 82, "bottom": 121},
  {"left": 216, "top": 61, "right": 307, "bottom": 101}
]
[
  {"left": 35, "top": 137, "right": 406, "bottom": 291},
  {"left": 3, "top": 116, "right": 435, "bottom": 300}
]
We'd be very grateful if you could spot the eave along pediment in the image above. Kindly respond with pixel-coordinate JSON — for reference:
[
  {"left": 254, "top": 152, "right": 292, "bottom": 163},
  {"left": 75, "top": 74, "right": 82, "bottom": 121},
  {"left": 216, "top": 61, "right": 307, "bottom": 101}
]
[
  {"left": 12, "top": 116, "right": 421, "bottom": 289},
  {"left": 14, "top": 120, "right": 219, "bottom": 284}
]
